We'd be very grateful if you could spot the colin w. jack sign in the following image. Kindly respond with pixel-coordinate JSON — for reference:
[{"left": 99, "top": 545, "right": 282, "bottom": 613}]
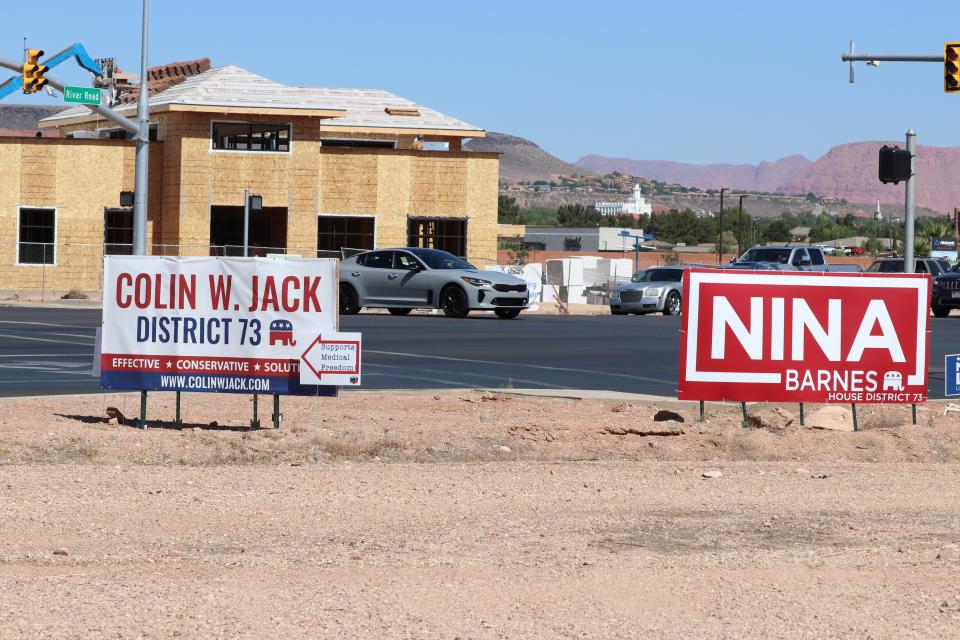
[
  {"left": 678, "top": 270, "right": 930, "bottom": 403},
  {"left": 101, "top": 256, "right": 349, "bottom": 396}
]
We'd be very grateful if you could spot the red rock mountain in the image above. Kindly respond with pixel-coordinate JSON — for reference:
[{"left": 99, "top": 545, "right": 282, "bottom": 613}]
[
  {"left": 578, "top": 142, "right": 960, "bottom": 213},
  {"left": 780, "top": 141, "right": 960, "bottom": 213},
  {"left": 575, "top": 154, "right": 813, "bottom": 193}
]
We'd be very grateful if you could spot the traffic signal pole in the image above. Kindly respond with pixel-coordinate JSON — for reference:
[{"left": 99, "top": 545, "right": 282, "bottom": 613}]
[
  {"left": 905, "top": 130, "right": 917, "bottom": 273},
  {"left": 841, "top": 41, "right": 941, "bottom": 83},
  {"left": 0, "top": 2, "right": 150, "bottom": 255},
  {"left": 133, "top": 0, "right": 150, "bottom": 256},
  {"left": 841, "top": 40, "right": 944, "bottom": 274},
  {"left": 0, "top": 58, "right": 138, "bottom": 134}
]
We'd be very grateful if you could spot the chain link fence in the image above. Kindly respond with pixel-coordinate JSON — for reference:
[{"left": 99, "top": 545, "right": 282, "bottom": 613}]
[{"left": 1, "top": 241, "right": 498, "bottom": 300}]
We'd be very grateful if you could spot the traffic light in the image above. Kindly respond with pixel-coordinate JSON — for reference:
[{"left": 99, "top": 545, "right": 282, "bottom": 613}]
[
  {"left": 946, "top": 43, "right": 960, "bottom": 93},
  {"left": 879, "top": 145, "right": 912, "bottom": 184},
  {"left": 21, "top": 49, "right": 47, "bottom": 94}
]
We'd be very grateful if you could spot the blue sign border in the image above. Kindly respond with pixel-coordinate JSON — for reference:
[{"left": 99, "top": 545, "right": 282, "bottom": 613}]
[{"left": 946, "top": 354, "right": 960, "bottom": 397}]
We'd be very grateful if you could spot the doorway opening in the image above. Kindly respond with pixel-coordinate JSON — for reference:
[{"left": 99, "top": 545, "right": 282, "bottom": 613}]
[
  {"left": 317, "top": 215, "right": 375, "bottom": 257},
  {"left": 210, "top": 206, "right": 287, "bottom": 256},
  {"left": 407, "top": 217, "right": 467, "bottom": 256}
]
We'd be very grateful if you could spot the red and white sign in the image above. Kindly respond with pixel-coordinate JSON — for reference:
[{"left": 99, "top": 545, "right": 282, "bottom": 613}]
[
  {"left": 678, "top": 270, "right": 930, "bottom": 403},
  {"left": 300, "top": 332, "right": 362, "bottom": 386}
]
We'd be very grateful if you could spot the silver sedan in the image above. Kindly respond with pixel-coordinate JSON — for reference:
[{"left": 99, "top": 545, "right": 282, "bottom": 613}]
[
  {"left": 609, "top": 266, "right": 685, "bottom": 315},
  {"left": 339, "top": 248, "right": 529, "bottom": 319}
]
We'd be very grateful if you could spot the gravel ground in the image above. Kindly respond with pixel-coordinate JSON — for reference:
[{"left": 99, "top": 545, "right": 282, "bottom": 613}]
[{"left": 1, "top": 391, "right": 959, "bottom": 638}]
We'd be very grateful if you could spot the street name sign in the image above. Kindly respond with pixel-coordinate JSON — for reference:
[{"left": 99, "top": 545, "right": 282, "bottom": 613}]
[
  {"left": 63, "top": 86, "right": 101, "bottom": 105},
  {"left": 678, "top": 269, "right": 930, "bottom": 403},
  {"left": 100, "top": 256, "right": 341, "bottom": 396}
]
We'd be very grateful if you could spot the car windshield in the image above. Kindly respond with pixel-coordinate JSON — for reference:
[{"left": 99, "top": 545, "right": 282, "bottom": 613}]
[
  {"left": 631, "top": 268, "right": 683, "bottom": 283},
  {"left": 867, "top": 260, "right": 903, "bottom": 273},
  {"left": 738, "top": 248, "right": 792, "bottom": 264},
  {"left": 407, "top": 249, "right": 475, "bottom": 270}
]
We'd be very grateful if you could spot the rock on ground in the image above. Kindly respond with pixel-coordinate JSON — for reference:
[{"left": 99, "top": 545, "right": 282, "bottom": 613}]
[{"left": 806, "top": 406, "right": 854, "bottom": 431}]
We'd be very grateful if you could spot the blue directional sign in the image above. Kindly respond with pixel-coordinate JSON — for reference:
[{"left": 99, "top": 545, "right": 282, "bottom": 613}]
[{"left": 947, "top": 354, "right": 960, "bottom": 397}]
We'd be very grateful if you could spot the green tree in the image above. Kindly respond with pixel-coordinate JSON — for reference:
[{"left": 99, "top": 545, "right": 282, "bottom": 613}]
[
  {"left": 923, "top": 220, "right": 953, "bottom": 242},
  {"left": 497, "top": 196, "right": 521, "bottom": 224},
  {"left": 557, "top": 204, "right": 601, "bottom": 227},
  {"left": 518, "top": 207, "right": 558, "bottom": 225},
  {"left": 599, "top": 214, "right": 639, "bottom": 228},
  {"left": 762, "top": 219, "right": 792, "bottom": 243},
  {"left": 862, "top": 237, "right": 883, "bottom": 255},
  {"left": 718, "top": 230, "right": 738, "bottom": 254}
]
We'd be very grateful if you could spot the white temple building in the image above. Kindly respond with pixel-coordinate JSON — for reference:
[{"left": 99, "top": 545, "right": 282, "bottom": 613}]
[{"left": 594, "top": 183, "right": 653, "bottom": 217}]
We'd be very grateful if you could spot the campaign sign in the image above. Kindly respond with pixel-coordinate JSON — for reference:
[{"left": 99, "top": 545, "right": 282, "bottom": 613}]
[
  {"left": 300, "top": 332, "right": 362, "bottom": 386},
  {"left": 678, "top": 270, "right": 930, "bottom": 403},
  {"left": 947, "top": 354, "right": 960, "bottom": 397},
  {"left": 101, "top": 256, "right": 338, "bottom": 396}
]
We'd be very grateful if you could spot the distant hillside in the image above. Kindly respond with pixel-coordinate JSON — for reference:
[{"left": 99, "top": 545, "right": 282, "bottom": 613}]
[
  {"left": 0, "top": 104, "right": 68, "bottom": 132},
  {"left": 575, "top": 154, "right": 813, "bottom": 194},
  {"left": 575, "top": 142, "right": 960, "bottom": 214},
  {"left": 465, "top": 132, "right": 591, "bottom": 183}
]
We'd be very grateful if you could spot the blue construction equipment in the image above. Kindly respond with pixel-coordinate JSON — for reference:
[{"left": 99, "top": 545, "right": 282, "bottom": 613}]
[{"left": 0, "top": 43, "right": 103, "bottom": 100}]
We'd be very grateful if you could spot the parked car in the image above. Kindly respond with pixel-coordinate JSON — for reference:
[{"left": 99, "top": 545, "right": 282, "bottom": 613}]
[
  {"left": 729, "top": 245, "right": 861, "bottom": 272},
  {"left": 931, "top": 262, "right": 960, "bottom": 318},
  {"left": 865, "top": 257, "right": 950, "bottom": 276},
  {"left": 609, "top": 266, "right": 689, "bottom": 316},
  {"left": 338, "top": 248, "right": 529, "bottom": 319}
]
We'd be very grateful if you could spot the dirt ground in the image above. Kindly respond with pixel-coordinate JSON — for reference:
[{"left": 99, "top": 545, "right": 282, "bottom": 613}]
[{"left": 2, "top": 390, "right": 960, "bottom": 638}]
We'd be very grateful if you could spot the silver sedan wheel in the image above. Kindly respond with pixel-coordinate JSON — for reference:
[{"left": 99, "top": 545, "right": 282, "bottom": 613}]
[{"left": 663, "top": 291, "right": 681, "bottom": 316}]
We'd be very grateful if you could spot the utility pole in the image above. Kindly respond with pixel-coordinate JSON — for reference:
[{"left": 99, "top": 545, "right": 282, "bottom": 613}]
[
  {"left": 243, "top": 187, "right": 250, "bottom": 257},
  {"left": 133, "top": 0, "right": 150, "bottom": 256},
  {"left": 737, "top": 194, "right": 748, "bottom": 256},
  {"left": 717, "top": 187, "right": 727, "bottom": 265},
  {"left": 904, "top": 130, "right": 916, "bottom": 273},
  {"left": 873, "top": 200, "right": 882, "bottom": 254}
]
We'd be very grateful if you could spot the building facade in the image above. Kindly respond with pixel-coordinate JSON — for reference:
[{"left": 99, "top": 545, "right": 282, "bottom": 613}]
[
  {"left": 594, "top": 183, "right": 652, "bottom": 217},
  {"left": 523, "top": 226, "right": 645, "bottom": 253},
  {"left": 1, "top": 64, "right": 498, "bottom": 293}
]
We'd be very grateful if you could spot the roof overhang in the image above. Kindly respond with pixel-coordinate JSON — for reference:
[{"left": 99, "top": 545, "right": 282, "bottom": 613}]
[
  {"left": 318, "top": 124, "right": 486, "bottom": 138},
  {"left": 40, "top": 103, "right": 348, "bottom": 129}
]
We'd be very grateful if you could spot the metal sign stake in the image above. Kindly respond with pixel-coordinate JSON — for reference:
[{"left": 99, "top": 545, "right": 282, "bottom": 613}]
[
  {"left": 740, "top": 402, "right": 749, "bottom": 429},
  {"left": 799, "top": 403, "right": 805, "bottom": 427},
  {"left": 250, "top": 394, "right": 260, "bottom": 430},
  {"left": 139, "top": 390, "right": 147, "bottom": 429},
  {"left": 851, "top": 404, "right": 859, "bottom": 432},
  {"left": 175, "top": 391, "right": 182, "bottom": 428},
  {"left": 272, "top": 394, "right": 281, "bottom": 429}
]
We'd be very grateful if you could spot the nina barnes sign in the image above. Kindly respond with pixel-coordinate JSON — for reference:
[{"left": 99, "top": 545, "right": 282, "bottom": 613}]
[{"left": 678, "top": 270, "right": 930, "bottom": 403}]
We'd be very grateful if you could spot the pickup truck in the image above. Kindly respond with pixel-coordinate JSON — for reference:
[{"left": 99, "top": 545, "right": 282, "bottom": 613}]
[{"left": 728, "top": 245, "right": 862, "bottom": 272}]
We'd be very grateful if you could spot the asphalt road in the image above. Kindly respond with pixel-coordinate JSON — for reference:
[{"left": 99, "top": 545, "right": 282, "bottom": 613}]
[{"left": 0, "top": 305, "right": 955, "bottom": 398}]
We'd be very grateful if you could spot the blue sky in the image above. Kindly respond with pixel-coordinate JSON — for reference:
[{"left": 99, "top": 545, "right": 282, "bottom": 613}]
[{"left": 5, "top": 0, "right": 960, "bottom": 165}]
